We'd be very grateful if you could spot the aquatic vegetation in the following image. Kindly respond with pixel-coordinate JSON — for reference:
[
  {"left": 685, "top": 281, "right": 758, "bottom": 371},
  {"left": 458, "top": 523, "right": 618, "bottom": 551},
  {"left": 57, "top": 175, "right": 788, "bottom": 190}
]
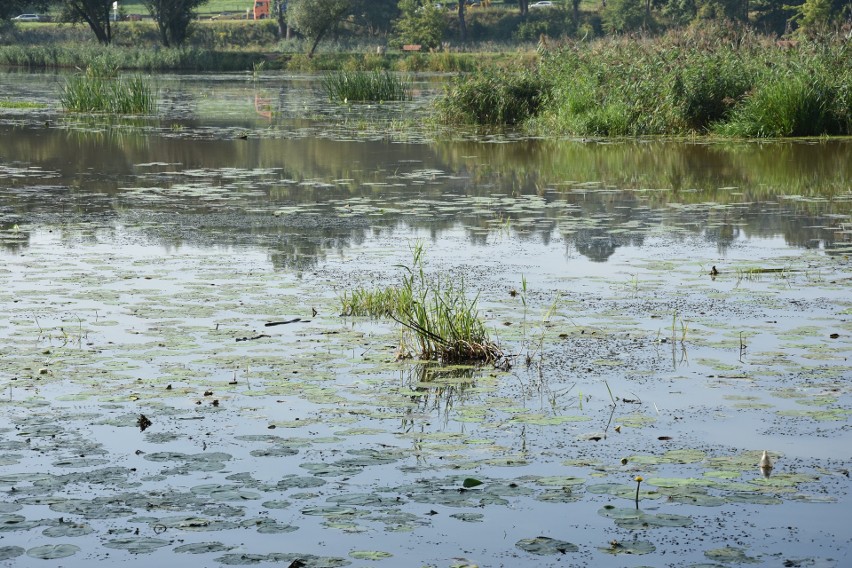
[
  {"left": 717, "top": 62, "right": 852, "bottom": 137},
  {"left": 322, "top": 70, "right": 411, "bottom": 103},
  {"left": 436, "top": 29, "right": 852, "bottom": 137},
  {"left": 1, "top": 71, "right": 850, "bottom": 568},
  {"left": 0, "top": 44, "right": 265, "bottom": 72},
  {"left": 634, "top": 475, "right": 644, "bottom": 507},
  {"left": 0, "top": 100, "right": 46, "bottom": 109},
  {"left": 341, "top": 242, "right": 501, "bottom": 363},
  {"left": 436, "top": 67, "right": 549, "bottom": 126},
  {"left": 60, "top": 66, "right": 156, "bottom": 114}
]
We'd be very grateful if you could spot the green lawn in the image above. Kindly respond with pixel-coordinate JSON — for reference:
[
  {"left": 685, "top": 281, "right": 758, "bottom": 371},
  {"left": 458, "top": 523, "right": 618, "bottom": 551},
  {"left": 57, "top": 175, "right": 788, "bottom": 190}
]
[{"left": 119, "top": 1, "right": 255, "bottom": 17}]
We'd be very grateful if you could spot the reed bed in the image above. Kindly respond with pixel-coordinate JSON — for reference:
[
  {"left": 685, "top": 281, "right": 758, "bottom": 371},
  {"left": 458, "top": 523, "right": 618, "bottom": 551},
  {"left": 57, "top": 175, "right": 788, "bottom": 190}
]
[
  {"left": 0, "top": 44, "right": 263, "bottom": 71},
  {"left": 435, "top": 68, "right": 548, "bottom": 126},
  {"left": 322, "top": 70, "right": 411, "bottom": 102},
  {"left": 60, "top": 65, "right": 156, "bottom": 114},
  {"left": 437, "top": 26, "right": 852, "bottom": 138}
]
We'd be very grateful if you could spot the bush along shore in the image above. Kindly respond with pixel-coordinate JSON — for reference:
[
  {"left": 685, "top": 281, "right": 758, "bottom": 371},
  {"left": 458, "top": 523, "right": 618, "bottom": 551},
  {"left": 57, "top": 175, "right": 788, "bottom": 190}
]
[{"left": 437, "top": 26, "right": 852, "bottom": 138}]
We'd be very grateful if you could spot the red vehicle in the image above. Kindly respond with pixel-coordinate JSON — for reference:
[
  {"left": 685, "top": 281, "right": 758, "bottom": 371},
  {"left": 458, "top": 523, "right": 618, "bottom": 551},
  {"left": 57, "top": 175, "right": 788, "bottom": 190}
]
[{"left": 253, "top": 1, "right": 270, "bottom": 20}]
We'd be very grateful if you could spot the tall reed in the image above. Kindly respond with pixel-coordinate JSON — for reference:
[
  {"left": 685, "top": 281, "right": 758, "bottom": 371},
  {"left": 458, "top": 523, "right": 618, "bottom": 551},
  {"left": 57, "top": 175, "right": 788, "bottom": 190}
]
[
  {"left": 322, "top": 70, "right": 411, "bottom": 102},
  {"left": 60, "top": 66, "right": 156, "bottom": 114},
  {"left": 436, "top": 27, "right": 852, "bottom": 137}
]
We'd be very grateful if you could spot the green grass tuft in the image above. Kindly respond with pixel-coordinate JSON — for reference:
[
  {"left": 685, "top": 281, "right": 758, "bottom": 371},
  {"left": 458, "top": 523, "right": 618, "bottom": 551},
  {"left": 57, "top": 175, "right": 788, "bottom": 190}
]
[
  {"left": 340, "top": 242, "right": 501, "bottom": 364},
  {"left": 60, "top": 67, "right": 156, "bottom": 114},
  {"left": 322, "top": 70, "right": 411, "bottom": 103},
  {"left": 436, "top": 68, "right": 549, "bottom": 126}
]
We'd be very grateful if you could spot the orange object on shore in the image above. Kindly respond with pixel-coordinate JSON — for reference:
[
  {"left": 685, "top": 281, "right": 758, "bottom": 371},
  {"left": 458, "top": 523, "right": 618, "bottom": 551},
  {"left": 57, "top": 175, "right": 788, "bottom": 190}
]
[{"left": 253, "top": 0, "right": 270, "bottom": 20}]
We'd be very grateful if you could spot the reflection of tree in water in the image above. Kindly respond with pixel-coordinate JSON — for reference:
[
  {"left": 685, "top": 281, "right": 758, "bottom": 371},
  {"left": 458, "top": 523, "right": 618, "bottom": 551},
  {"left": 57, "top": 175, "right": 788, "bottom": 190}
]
[
  {"left": 2, "top": 121, "right": 850, "bottom": 261},
  {"left": 569, "top": 228, "right": 643, "bottom": 263}
]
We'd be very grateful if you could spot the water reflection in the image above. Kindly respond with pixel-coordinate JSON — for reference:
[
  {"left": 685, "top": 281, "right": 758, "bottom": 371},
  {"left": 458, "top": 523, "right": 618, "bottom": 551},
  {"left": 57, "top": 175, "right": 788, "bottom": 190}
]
[{"left": 1, "top": 73, "right": 850, "bottom": 264}]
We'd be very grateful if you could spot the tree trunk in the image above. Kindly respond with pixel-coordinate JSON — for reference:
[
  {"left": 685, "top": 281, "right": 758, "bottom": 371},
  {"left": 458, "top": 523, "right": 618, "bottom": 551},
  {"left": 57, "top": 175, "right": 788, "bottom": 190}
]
[
  {"left": 275, "top": 0, "right": 287, "bottom": 40},
  {"left": 308, "top": 26, "right": 329, "bottom": 58},
  {"left": 519, "top": 0, "right": 529, "bottom": 16},
  {"left": 458, "top": 2, "right": 466, "bottom": 43}
]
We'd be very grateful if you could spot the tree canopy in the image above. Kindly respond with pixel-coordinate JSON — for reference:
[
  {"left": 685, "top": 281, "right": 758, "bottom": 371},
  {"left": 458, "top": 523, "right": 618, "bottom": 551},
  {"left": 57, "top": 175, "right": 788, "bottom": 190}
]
[
  {"left": 287, "top": 0, "right": 352, "bottom": 57},
  {"left": 142, "top": 0, "right": 208, "bottom": 47},
  {"left": 57, "top": 0, "right": 114, "bottom": 44}
]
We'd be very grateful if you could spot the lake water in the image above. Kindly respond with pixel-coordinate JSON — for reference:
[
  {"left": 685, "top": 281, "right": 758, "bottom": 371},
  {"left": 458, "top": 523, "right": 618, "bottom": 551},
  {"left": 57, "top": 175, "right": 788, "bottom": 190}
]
[{"left": 1, "top": 71, "right": 850, "bottom": 567}]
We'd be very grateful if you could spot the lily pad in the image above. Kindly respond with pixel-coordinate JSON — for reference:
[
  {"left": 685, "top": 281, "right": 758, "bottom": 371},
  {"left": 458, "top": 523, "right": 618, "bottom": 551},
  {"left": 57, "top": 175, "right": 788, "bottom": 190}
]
[
  {"left": 515, "top": 536, "right": 579, "bottom": 555},
  {"left": 349, "top": 550, "right": 393, "bottom": 560},
  {"left": 102, "top": 537, "right": 171, "bottom": 553},
  {"left": 26, "top": 544, "right": 80, "bottom": 559},
  {"left": 450, "top": 513, "right": 485, "bottom": 522},
  {"left": 173, "top": 542, "right": 232, "bottom": 554},
  {"left": 598, "top": 539, "right": 656, "bottom": 555},
  {"left": 0, "top": 546, "right": 24, "bottom": 560},
  {"left": 598, "top": 507, "right": 693, "bottom": 529},
  {"left": 42, "top": 522, "right": 94, "bottom": 537},
  {"left": 704, "top": 546, "right": 759, "bottom": 563}
]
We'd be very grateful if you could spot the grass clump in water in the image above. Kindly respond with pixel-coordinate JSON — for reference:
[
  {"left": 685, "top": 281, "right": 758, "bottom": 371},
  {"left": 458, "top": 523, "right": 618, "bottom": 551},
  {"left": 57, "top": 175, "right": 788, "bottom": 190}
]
[
  {"left": 716, "top": 68, "right": 852, "bottom": 137},
  {"left": 322, "top": 70, "right": 411, "bottom": 102},
  {"left": 60, "top": 63, "right": 156, "bottom": 114},
  {"left": 436, "top": 68, "right": 549, "bottom": 126},
  {"left": 340, "top": 243, "right": 501, "bottom": 364}
]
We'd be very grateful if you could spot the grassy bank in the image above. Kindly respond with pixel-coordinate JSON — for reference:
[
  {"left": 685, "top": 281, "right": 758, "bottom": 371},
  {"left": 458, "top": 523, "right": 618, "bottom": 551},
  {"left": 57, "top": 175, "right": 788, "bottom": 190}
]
[
  {"left": 438, "top": 26, "right": 852, "bottom": 138},
  {"left": 0, "top": 42, "right": 518, "bottom": 73}
]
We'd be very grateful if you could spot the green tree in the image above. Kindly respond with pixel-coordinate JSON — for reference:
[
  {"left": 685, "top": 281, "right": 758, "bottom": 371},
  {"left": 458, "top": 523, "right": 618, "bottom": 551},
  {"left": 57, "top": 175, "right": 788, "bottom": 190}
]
[
  {"left": 792, "top": 0, "right": 847, "bottom": 35},
  {"left": 271, "top": 1, "right": 290, "bottom": 40},
  {"left": 57, "top": 0, "right": 114, "bottom": 44},
  {"left": 351, "top": 0, "right": 399, "bottom": 35},
  {"left": 661, "top": 0, "right": 697, "bottom": 26},
  {"left": 601, "top": 0, "right": 646, "bottom": 33},
  {"left": 695, "top": 0, "right": 748, "bottom": 21},
  {"left": 392, "top": 0, "right": 446, "bottom": 50},
  {"left": 288, "top": 0, "right": 352, "bottom": 58},
  {"left": 457, "top": 1, "right": 467, "bottom": 43},
  {"left": 751, "top": 0, "right": 797, "bottom": 34},
  {"left": 142, "top": 0, "right": 209, "bottom": 47}
]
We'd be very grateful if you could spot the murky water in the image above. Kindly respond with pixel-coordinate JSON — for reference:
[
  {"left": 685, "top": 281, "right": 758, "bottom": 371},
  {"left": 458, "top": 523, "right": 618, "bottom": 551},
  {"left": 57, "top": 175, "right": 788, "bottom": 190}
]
[{"left": 1, "top": 71, "right": 851, "bottom": 567}]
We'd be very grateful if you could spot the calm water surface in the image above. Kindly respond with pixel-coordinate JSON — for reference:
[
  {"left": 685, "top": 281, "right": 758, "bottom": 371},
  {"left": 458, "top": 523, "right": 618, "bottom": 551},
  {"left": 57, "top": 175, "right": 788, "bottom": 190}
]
[{"left": 0, "top": 71, "right": 850, "bottom": 567}]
